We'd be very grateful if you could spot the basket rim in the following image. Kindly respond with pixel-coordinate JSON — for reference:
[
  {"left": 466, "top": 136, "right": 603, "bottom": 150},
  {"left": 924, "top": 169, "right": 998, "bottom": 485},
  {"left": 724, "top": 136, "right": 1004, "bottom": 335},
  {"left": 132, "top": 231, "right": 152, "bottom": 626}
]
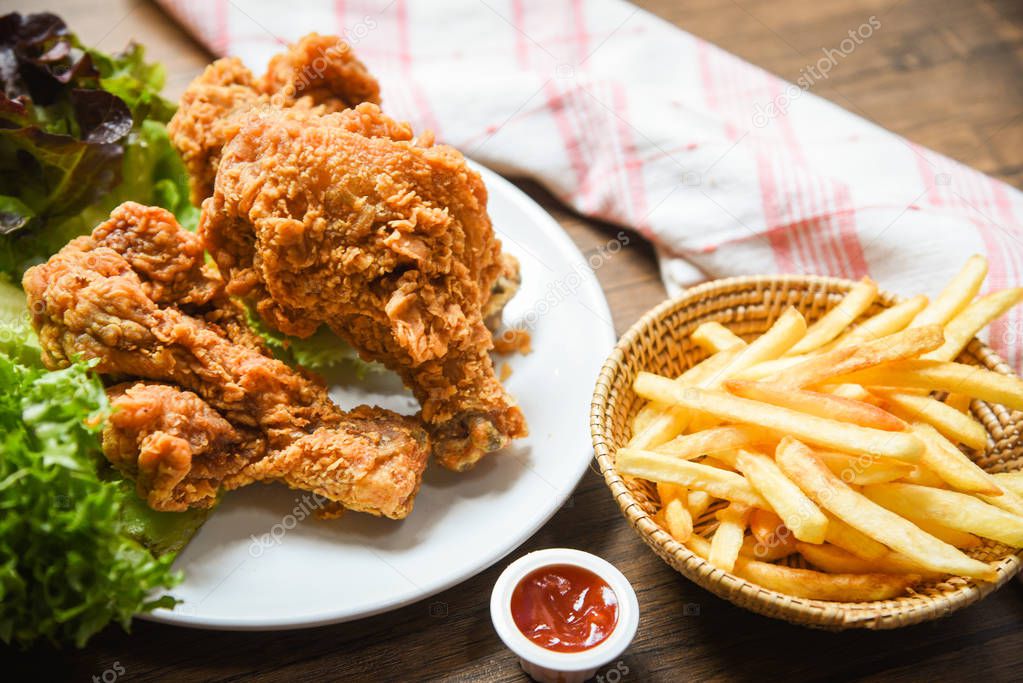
[{"left": 591, "top": 273, "right": 1023, "bottom": 630}]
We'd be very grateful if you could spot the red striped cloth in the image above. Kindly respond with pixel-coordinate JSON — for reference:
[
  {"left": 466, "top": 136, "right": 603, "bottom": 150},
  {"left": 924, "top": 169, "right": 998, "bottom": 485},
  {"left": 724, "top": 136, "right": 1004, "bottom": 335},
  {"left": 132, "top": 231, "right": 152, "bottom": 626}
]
[{"left": 157, "top": 0, "right": 1023, "bottom": 369}]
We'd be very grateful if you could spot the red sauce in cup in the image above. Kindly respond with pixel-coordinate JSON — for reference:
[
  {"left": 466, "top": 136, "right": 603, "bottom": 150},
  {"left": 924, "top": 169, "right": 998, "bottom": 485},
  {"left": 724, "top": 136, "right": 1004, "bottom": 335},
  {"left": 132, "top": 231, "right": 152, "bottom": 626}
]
[{"left": 510, "top": 563, "right": 619, "bottom": 653}]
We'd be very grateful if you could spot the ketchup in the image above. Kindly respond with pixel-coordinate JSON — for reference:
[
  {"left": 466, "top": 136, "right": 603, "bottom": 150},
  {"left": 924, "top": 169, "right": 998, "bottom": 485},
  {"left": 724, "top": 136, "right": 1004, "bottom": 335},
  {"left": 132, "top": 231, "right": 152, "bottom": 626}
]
[{"left": 510, "top": 564, "right": 619, "bottom": 653}]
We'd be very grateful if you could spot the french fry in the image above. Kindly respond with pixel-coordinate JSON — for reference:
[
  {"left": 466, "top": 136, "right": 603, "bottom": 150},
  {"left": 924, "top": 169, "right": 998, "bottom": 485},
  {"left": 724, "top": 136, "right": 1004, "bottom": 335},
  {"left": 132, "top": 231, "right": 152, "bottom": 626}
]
[
  {"left": 786, "top": 277, "right": 878, "bottom": 355},
  {"left": 657, "top": 482, "right": 686, "bottom": 503},
  {"left": 827, "top": 383, "right": 876, "bottom": 402},
  {"left": 911, "top": 254, "right": 988, "bottom": 328},
  {"left": 814, "top": 450, "right": 914, "bottom": 486},
  {"left": 709, "top": 503, "right": 751, "bottom": 571},
  {"left": 749, "top": 509, "right": 790, "bottom": 547},
  {"left": 833, "top": 294, "right": 929, "bottom": 347},
  {"left": 909, "top": 423, "right": 1001, "bottom": 496},
  {"left": 629, "top": 308, "right": 805, "bottom": 449},
  {"left": 632, "top": 410, "right": 653, "bottom": 435},
  {"left": 616, "top": 448, "right": 769, "bottom": 508},
  {"left": 658, "top": 482, "right": 694, "bottom": 543},
  {"left": 833, "top": 359, "right": 1023, "bottom": 411},
  {"left": 634, "top": 374, "right": 924, "bottom": 461},
  {"left": 687, "top": 535, "right": 918, "bottom": 601},
  {"left": 725, "top": 380, "right": 906, "bottom": 431},
  {"left": 701, "top": 453, "right": 738, "bottom": 470},
  {"left": 735, "top": 449, "right": 828, "bottom": 543},
  {"left": 899, "top": 463, "right": 948, "bottom": 488},
  {"left": 873, "top": 389, "right": 988, "bottom": 450},
  {"left": 978, "top": 486, "right": 1023, "bottom": 518},
  {"left": 628, "top": 407, "right": 693, "bottom": 452},
  {"left": 731, "top": 355, "right": 810, "bottom": 382},
  {"left": 796, "top": 542, "right": 881, "bottom": 574},
  {"left": 822, "top": 513, "right": 889, "bottom": 560},
  {"left": 751, "top": 347, "right": 858, "bottom": 386},
  {"left": 903, "top": 517, "right": 982, "bottom": 549},
  {"left": 780, "top": 326, "right": 944, "bottom": 389},
  {"left": 624, "top": 257, "right": 1023, "bottom": 601},
  {"left": 775, "top": 438, "right": 997, "bottom": 580},
  {"left": 746, "top": 509, "right": 800, "bottom": 561},
  {"left": 692, "top": 321, "right": 745, "bottom": 353},
  {"left": 686, "top": 412, "right": 724, "bottom": 433},
  {"left": 926, "top": 288, "right": 1023, "bottom": 361},
  {"left": 945, "top": 392, "right": 973, "bottom": 414},
  {"left": 688, "top": 490, "right": 713, "bottom": 520},
  {"left": 993, "top": 472, "right": 1023, "bottom": 497},
  {"left": 976, "top": 479, "right": 1023, "bottom": 524},
  {"left": 863, "top": 483, "right": 1023, "bottom": 547},
  {"left": 795, "top": 542, "right": 939, "bottom": 578},
  {"left": 740, "top": 534, "right": 796, "bottom": 561},
  {"left": 711, "top": 307, "right": 808, "bottom": 380},
  {"left": 655, "top": 424, "right": 776, "bottom": 459},
  {"left": 630, "top": 347, "right": 743, "bottom": 448}
]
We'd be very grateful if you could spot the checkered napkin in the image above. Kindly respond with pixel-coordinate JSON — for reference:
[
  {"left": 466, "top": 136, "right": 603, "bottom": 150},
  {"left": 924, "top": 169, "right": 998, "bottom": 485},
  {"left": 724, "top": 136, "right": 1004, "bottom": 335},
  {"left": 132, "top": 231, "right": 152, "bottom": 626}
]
[{"left": 157, "top": 0, "right": 1023, "bottom": 369}]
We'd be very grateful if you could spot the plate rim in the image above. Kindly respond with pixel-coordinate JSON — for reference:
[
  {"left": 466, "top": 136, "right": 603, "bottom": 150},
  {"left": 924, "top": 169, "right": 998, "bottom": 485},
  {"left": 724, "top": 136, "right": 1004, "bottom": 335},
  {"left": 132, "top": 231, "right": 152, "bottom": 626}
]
[{"left": 140, "top": 160, "right": 617, "bottom": 631}]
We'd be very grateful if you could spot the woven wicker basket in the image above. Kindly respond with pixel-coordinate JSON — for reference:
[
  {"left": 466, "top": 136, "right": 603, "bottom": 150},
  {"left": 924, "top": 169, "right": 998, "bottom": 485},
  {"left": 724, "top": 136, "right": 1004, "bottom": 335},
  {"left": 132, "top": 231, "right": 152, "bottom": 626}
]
[{"left": 591, "top": 275, "right": 1023, "bottom": 629}]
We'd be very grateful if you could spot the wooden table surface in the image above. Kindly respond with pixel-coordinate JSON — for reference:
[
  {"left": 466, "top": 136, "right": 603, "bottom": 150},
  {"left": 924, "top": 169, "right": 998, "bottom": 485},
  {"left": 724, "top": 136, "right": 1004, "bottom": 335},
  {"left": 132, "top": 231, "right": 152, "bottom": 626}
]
[{"left": 13, "top": 1, "right": 1023, "bottom": 681}]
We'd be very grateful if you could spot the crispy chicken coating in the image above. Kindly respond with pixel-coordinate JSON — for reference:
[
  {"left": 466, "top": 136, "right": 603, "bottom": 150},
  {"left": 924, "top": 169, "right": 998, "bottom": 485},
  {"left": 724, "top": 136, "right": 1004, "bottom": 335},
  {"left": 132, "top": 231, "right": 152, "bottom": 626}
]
[
  {"left": 201, "top": 106, "right": 527, "bottom": 470},
  {"left": 103, "top": 381, "right": 263, "bottom": 512},
  {"left": 168, "top": 33, "right": 380, "bottom": 204},
  {"left": 169, "top": 33, "right": 521, "bottom": 325},
  {"left": 24, "top": 202, "right": 429, "bottom": 518},
  {"left": 262, "top": 33, "right": 381, "bottom": 111}
]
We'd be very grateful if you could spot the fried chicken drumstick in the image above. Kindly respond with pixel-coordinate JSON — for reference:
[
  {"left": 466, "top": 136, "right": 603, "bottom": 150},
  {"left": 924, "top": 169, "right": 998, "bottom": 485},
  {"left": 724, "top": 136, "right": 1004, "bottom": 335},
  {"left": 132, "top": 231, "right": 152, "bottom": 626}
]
[
  {"left": 24, "top": 202, "right": 429, "bottom": 518},
  {"left": 103, "top": 381, "right": 263, "bottom": 511},
  {"left": 168, "top": 33, "right": 381, "bottom": 205},
  {"left": 168, "top": 34, "right": 527, "bottom": 469},
  {"left": 170, "top": 36, "right": 522, "bottom": 330},
  {"left": 201, "top": 106, "right": 528, "bottom": 471}
]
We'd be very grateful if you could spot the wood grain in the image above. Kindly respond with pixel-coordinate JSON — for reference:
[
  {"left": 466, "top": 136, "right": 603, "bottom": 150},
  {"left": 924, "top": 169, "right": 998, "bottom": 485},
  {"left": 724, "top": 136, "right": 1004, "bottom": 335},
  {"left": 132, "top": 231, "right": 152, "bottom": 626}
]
[{"left": 8, "top": 0, "right": 1023, "bottom": 680}]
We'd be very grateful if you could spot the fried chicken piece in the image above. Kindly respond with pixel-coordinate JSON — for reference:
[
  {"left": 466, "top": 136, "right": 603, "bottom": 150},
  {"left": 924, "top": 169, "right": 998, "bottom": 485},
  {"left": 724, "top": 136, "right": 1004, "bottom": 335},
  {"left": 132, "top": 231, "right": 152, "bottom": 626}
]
[
  {"left": 202, "top": 106, "right": 528, "bottom": 470},
  {"left": 168, "top": 33, "right": 380, "bottom": 204},
  {"left": 104, "top": 382, "right": 426, "bottom": 518},
  {"left": 86, "top": 195, "right": 220, "bottom": 307},
  {"left": 169, "top": 31, "right": 520, "bottom": 311},
  {"left": 262, "top": 33, "right": 381, "bottom": 111},
  {"left": 247, "top": 405, "right": 430, "bottom": 519},
  {"left": 167, "top": 57, "right": 263, "bottom": 205},
  {"left": 24, "top": 202, "right": 429, "bottom": 519},
  {"left": 169, "top": 32, "right": 521, "bottom": 343},
  {"left": 103, "top": 382, "right": 263, "bottom": 512},
  {"left": 83, "top": 198, "right": 269, "bottom": 354}
]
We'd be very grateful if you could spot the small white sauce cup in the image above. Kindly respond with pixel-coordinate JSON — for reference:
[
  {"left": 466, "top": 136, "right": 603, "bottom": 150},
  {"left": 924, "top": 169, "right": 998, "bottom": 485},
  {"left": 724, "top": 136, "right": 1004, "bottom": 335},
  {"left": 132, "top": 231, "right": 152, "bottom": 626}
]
[{"left": 490, "top": 548, "right": 640, "bottom": 683}]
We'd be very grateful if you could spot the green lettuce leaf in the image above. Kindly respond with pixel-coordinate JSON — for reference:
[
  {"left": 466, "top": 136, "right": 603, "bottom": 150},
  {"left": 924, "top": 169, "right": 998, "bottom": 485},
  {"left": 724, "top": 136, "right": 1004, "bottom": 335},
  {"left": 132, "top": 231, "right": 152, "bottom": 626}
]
[
  {"left": 0, "top": 335, "right": 181, "bottom": 648},
  {"left": 0, "top": 278, "right": 205, "bottom": 648},
  {"left": 113, "top": 478, "right": 212, "bottom": 557},
  {"left": 244, "top": 305, "right": 380, "bottom": 376},
  {"left": 0, "top": 12, "right": 196, "bottom": 276}
]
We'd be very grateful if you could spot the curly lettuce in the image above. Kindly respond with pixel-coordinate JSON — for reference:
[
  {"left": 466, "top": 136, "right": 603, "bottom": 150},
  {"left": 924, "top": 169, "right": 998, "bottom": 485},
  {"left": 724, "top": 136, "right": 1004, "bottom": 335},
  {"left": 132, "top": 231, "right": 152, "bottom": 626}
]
[
  {"left": 0, "top": 12, "right": 217, "bottom": 649},
  {"left": 0, "top": 279, "right": 205, "bottom": 648},
  {"left": 0, "top": 11, "right": 196, "bottom": 276}
]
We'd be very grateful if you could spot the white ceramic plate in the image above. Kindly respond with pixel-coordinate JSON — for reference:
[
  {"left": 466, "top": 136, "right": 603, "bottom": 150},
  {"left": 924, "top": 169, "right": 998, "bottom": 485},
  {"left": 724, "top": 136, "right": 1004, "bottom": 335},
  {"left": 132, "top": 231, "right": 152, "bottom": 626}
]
[{"left": 145, "top": 163, "right": 617, "bottom": 630}]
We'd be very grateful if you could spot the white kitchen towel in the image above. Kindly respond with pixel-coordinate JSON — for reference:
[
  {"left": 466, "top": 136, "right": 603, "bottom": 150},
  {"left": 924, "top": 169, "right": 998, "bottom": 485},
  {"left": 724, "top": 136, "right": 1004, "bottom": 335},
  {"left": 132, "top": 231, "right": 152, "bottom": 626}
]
[{"left": 157, "top": 0, "right": 1023, "bottom": 369}]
